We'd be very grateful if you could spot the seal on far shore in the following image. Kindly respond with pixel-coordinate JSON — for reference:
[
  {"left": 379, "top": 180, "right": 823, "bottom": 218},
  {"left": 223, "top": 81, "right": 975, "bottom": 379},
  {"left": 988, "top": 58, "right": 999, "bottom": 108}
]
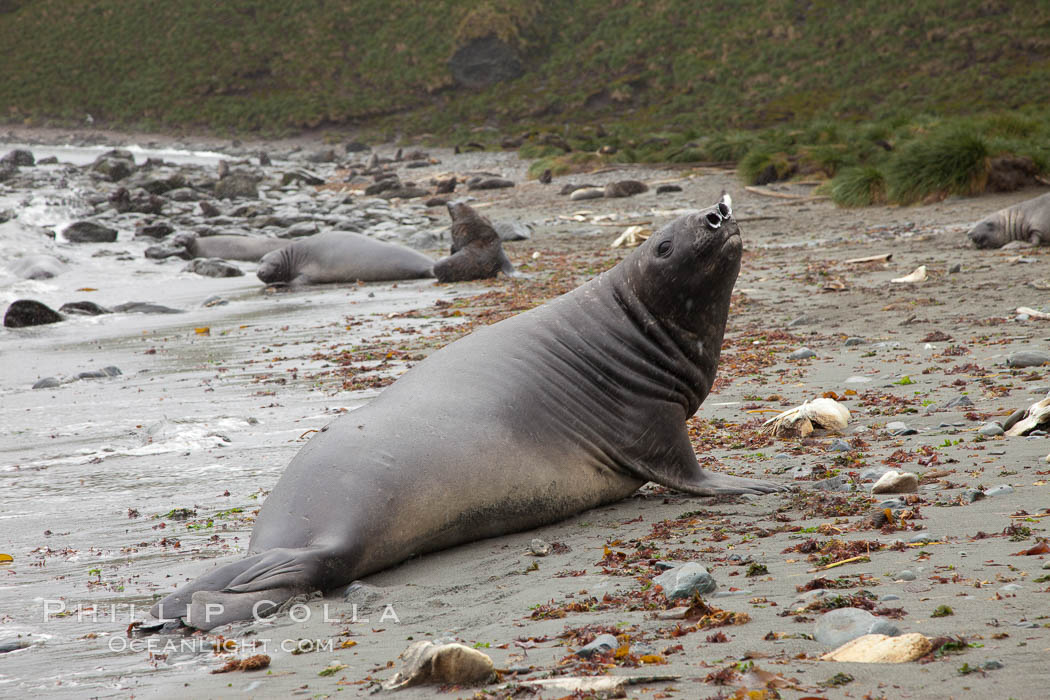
[
  {"left": 968, "top": 192, "right": 1050, "bottom": 248},
  {"left": 172, "top": 231, "right": 290, "bottom": 262},
  {"left": 433, "top": 202, "right": 516, "bottom": 282},
  {"left": 256, "top": 231, "right": 435, "bottom": 286},
  {"left": 151, "top": 194, "right": 786, "bottom": 630}
]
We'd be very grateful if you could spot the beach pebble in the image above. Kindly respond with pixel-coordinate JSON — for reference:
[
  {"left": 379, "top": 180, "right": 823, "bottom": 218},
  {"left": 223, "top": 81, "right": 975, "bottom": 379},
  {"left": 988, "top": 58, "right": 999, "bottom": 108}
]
[
  {"left": 821, "top": 633, "right": 931, "bottom": 663},
  {"left": 963, "top": 489, "right": 985, "bottom": 503},
  {"left": 63, "top": 221, "right": 118, "bottom": 243},
  {"left": 814, "top": 608, "right": 900, "bottom": 648},
  {"left": 343, "top": 581, "right": 385, "bottom": 607},
  {"left": 881, "top": 594, "right": 901, "bottom": 601},
  {"left": 32, "top": 377, "right": 61, "bottom": 389},
  {"left": 2, "top": 148, "right": 34, "bottom": 166},
  {"left": 845, "top": 375, "right": 872, "bottom": 384},
  {"left": 979, "top": 422, "right": 1005, "bottom": 436},
  {"left": 575, "top": 634, "right": 618, "bottom": 658},
  {"left": 789, "top": 347, "right": 816, "bottom": 360},
  {"left": 909, "top": 533, "right": 936, "bottom": 544},
  {"left": 943, "top": 396, "right": 974, "bottom": 408},
  {"left": 1007, "top": 351, "right": 1050, "bottom": 368},
  {"left": 214, "top": 172, "right": 259, "bottom": 199},
  {"left": 885, "top": 421, "right": 917, "bottom": 436},
  {"left": 788, "top": 315, "right": 817, "bottom": 327},
  {"left": 828, "top": 438, "right": 851, "bottom": 452},
  {"left": 4, "top": 299, "right": 63, "bottom": 328},
  {"left": 844, "top": 337, "right": 866, "bottom": 346},
  {"left": 871, "top": 470, "right": 919, "bottom": 494},
  {"left": 983, "top": 485, "right": 1014, "bottom": 497},
  {"left": 653, "top": 562, "right": 716, "bottom": 599},
  {"left": 982, "top": 660, "right": 1004, "bottom": 670},
  {"left": 0, "top": 639, "right": 32, "bottom": 654},
  {"left": 810, "top": 475, "right": 849, "bottom": 492},
  {"left": 492, "top": 221, "right": 531, "bottom": 242},
  {"left": 656, "top": 184, "right": 682, "bottom": 194},
  {"left": 1042, "top": 560, "right": 1050, "bottom": 570},
  {"left": 528, "top": 538, "right": 551, "bottom": 556},
  {"left": 894, "top": 570, "right": 917, "bottom": 581}
]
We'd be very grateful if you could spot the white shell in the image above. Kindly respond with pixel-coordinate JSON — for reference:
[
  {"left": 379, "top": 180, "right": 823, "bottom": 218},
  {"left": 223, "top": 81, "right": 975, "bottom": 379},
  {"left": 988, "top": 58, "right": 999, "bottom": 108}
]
[
  {"left": 1005, "top": 395, "right": 1050, "bottom": 436},
  {"left": 762, "top": 397, "right": 851, "bottom": 438},
  {"left": 891, "top": 265, "right": 927, "bottom": 284}
]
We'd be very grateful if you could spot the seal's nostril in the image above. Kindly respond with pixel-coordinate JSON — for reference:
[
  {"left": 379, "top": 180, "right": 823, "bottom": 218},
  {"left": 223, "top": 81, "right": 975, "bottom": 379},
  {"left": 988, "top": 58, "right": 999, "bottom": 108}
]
[
  {"left": 705, "top": 212, "right": 722, "bottom": 228},
  {"left": 717, "top": 202, "right": 731, "bottom": 218}
]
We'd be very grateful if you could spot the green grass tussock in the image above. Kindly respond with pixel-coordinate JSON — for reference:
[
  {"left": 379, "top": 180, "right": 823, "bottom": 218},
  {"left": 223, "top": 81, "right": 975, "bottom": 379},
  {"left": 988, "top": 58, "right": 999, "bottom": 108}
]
[
  {"left": 885, "top": 128, "right": 989, "bottom": 204},
  {"left": 831, "top": 166, "right": 887, "bottom": 207}
]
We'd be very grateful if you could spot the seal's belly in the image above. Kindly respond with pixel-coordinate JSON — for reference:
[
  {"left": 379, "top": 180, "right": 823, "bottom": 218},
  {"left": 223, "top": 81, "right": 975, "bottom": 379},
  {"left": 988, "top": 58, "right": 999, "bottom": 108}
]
[{"left": 250, "top": 405, "right": 643, "bottom": 574}]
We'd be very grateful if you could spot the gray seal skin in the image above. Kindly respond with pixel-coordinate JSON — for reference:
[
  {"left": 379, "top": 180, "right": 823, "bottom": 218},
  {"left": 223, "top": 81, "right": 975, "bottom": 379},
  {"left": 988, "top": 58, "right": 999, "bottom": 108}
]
[
  {"left": 968, "top": 192, "right": 1050, "bottom": 249},
  {"left": 433, "top": 202, "right": 516, "bottom": 282},
  {"left": 151, "top": 195, "right": 785, "bottom": 630},
  {"left": 172, "top": 231, "right": 289, "bottom": 261},
  {"left": 256, "top": 231, "right": 435, "bottom": 286}
]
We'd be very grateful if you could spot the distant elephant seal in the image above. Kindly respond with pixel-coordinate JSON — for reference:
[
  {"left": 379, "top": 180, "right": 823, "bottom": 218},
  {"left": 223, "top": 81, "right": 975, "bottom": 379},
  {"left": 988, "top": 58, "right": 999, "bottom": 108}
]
[
  {"left": 172, "top": 231, "right": 289, "bottom": 262},
  {"left": 604, "top": 180, "right": 649, "bottom": 198},
  {"left": 968, "top": 192, "right": 1050, "bottom": 249},
  {"left": 256, "top": 231, "right": 435, "bottom": 286},
  {"left": 433, "top": 203, "right": 516, "bottom": 282},
  {"left": 150, "top": 195, "right": 785, "bottom": 630}
]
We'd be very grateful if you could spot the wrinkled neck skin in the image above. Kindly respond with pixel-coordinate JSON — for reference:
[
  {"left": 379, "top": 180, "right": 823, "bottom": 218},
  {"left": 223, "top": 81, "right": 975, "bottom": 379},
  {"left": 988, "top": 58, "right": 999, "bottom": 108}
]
[{"left": 584, "top": 256, "right": 736, "bottom": 416}]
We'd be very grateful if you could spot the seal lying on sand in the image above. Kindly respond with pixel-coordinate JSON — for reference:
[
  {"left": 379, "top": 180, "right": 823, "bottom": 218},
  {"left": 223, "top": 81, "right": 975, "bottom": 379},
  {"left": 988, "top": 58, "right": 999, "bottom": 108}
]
[
  {"left": 256, "top": 231, "right": 435, "bottom": 286},
  {"left": 151, "top": 195, "right": 785, "bottom": 630},
  {"left": 172, "top": 231, "right": 290, "bottom": 262},
  {"left": 968, "top": 192, "right": 1050, "bottom": 248},
  {"left": 434, "top": 202, "right": 516, "bottom": 282}
]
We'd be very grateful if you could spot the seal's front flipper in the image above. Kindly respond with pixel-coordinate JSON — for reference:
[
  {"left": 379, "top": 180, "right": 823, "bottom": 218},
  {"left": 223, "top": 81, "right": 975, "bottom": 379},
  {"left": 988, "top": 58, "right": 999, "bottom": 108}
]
[
  {"left": 633, "top": 427, "right": 790, "bottom": 496},
  {"left": 499, "top": 252, "right": 520, "bottom": 278}
]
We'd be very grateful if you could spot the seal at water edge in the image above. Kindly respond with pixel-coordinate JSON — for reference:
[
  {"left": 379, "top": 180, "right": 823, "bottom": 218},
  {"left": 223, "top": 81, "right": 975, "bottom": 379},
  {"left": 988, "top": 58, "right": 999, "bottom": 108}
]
[
  {"left": 172, "top": 231, "right": 290, "bottom": 262},
  {"left": 968, "top": 192, "right": 1050, "bottom": 248},
  {"left": 151, "top": 194, "right": 786, "bottom": 630},
  {"left": 433, "top": 202, "right": 516, "bottom": 282},
  {"left": 256, "top": 231, "right": 435, "bottom": 286}
]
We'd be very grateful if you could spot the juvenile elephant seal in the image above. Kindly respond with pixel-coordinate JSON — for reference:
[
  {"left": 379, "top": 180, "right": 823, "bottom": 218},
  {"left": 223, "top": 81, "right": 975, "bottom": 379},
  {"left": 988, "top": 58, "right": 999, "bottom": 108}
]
[
  {"left": 151, "top": 195, "right": 784, "bottom": 630},
  {"left": 968, "top": 192, "right": 1050, "bottom": 248},
  {"left": 256, "top": 231, "right": 435, "bottom": 286},
  {"left": 172, "top": 231, "right": 289, "bottom": 262},
  {"left": 433, "top": 203, "right": 516, "bottom": 282}
]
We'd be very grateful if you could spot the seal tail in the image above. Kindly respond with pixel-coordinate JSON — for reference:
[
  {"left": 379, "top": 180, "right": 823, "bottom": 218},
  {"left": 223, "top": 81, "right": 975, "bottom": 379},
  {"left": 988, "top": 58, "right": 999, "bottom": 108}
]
[{"left": 150, "top": 546, "right": 334, "bottom": 630}]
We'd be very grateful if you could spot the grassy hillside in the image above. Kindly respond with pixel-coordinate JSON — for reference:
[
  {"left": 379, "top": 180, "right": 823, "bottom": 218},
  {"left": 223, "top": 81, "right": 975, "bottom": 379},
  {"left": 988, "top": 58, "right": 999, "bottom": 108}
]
[
  {"left": 2, "top": 0, "right": 1049, "bottom": 203},
  {"left": 2, "top": 0, "right": 1048, "bottom": 135}
]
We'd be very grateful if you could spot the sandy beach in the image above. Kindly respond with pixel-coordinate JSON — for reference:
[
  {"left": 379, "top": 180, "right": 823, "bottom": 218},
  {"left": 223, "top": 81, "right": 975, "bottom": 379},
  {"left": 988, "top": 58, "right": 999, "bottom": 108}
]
[{"left": 1, "top": 128, "right": 1049, "bottom": 699}]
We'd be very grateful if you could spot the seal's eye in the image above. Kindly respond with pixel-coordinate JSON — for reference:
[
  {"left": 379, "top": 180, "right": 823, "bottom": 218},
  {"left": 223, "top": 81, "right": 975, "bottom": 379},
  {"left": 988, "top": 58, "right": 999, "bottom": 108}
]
[{"left": 656, "top": 240, "right": 673, "bottom": 257}]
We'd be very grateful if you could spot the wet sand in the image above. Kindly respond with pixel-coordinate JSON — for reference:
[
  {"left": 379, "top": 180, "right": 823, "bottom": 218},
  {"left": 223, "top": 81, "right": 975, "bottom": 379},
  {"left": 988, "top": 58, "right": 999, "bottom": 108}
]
[{"left": 1, "top": 130, "right": 1049, "bottom": 698}]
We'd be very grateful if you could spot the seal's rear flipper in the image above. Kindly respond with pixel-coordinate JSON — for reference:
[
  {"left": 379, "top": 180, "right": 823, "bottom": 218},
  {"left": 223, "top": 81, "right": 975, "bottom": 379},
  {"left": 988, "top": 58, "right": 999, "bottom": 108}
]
[
  {"left": 183, "top": 587, "right": 299, "bottom": 630},
  {"left": 150, "top": 547, "right": 332, "bottom": 627}
]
